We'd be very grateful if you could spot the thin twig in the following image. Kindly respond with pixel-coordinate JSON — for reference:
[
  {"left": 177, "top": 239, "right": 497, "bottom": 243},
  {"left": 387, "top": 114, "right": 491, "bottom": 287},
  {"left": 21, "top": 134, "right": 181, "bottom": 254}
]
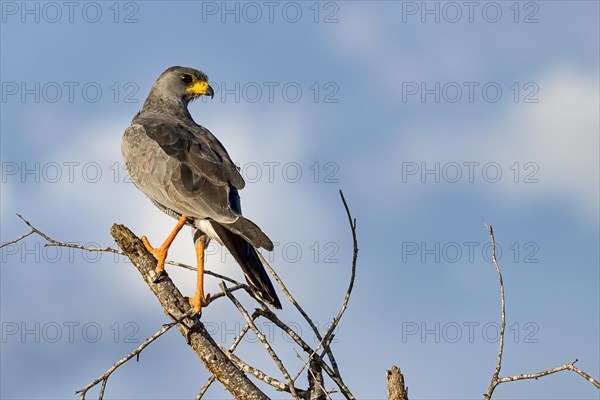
[
  {"left": 76, "top": 310, "right": 193, "bottom": 399},
  {"left": 4, "top": 214, "right": 240, "bottom": 284},
  {"left": 258, "top": 248, "right": 341, "bottom": 376},
  {"left": 0, "top": 229, "right": 35, "bottom": 249},
  {"left": 495, "top": 359, "right": 600, "bottom": 388},
  {"left": 294, "top": 191, "right": 358, "bottom": 385},
  {"left": 257, "top": 194, "right": 354, "bottom": 379},
  {"left": 195, "top": 375, "right": 216, "bottom": 400},
  {"left": 322, "top": 190, "right": 358, "bottom": 352},
  {"left": 13, "top": 214, "right": 121, "bottom": 253},
  {"left": 564, "top": 361, "right": 600, "bottom": 388},
  {"left": 166, "top": 259, "right": 242, "bottom": 285},
  {"left": 485, "top": 224, "right": 505, "bottom": 387},
  {"left": 256, "top": 250, "right": 325, "bottom": 347},
  {"left": 205, "top": 283, "right": 248, "bottom": 305},
  {"left": 221, "top": 346, "right": 307, "bottom": 396},
  {"left": 220, "top": 281, "right": 300, "bottom": 399},
  {"left": 255, "top": 191, "right": 359, "bottom": 400}
]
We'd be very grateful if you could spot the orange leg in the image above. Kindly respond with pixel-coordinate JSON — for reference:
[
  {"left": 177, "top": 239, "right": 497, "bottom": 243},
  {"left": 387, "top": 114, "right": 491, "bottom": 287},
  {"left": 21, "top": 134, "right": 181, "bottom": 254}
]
[
  {"left": 187, "top": 233, "right": 209, "bottom": 314},
  {"left": 141, "top": 215, "right": 187, "bottom": 274}
]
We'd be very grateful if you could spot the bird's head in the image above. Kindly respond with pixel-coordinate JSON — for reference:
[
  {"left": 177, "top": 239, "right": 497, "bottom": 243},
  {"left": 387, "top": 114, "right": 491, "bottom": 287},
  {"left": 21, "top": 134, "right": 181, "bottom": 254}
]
[{"left": 150, "top": 66, "right": 214, "bottom": 105}]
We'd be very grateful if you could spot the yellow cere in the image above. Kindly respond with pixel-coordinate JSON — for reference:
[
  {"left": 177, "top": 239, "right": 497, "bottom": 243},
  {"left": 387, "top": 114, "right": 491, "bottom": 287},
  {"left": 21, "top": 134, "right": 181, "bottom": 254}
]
[{"left": 187, "top": 80, "right": 209, "bottom": 95}]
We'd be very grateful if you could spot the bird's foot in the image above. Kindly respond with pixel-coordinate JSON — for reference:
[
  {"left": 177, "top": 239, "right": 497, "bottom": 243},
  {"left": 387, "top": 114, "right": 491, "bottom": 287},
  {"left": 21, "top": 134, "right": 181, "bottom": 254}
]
[
  {"left": 140, "top": 217, "right": 187, "bottom": 276},
  {"left": 186, "top": 293, "right": 210, "bottom": 315},
  {"left": 141, "top": 235, "right": 169, "bottom": 279}
]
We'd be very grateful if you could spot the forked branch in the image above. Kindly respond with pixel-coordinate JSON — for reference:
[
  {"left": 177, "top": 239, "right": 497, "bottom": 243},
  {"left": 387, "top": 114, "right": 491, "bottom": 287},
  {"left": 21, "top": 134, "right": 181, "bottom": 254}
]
[{"left": 484, "top": 224, "right": 599, "bottom": 398}]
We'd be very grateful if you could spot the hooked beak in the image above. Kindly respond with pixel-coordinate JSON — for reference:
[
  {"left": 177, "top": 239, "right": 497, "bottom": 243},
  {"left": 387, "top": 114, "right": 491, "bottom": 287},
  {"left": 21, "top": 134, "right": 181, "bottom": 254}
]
[{"left": 187, "top": 81, "right": 214, "bottom": 99}]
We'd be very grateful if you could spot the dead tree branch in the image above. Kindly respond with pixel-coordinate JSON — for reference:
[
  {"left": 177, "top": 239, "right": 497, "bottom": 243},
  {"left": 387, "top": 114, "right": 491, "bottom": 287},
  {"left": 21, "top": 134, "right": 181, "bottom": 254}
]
[
  {"left": 257, "top": 250, "right": 341, "bottom": 377},
  {"left": 221, "top": 281, "right": 300, "bottom": 399},
  {"left": 109, "top": 223, "right": 269, "bottom": 399},
  {"left": 483, "top": 224, "right": 600, "bottom": 399},
  {"left": 220, "top": 345, "right": 308, "bottom": 396},
  {"left": 197, "top": 320, "right": 254, "bottom": 399},
  {"left": 254, "top": 308, "right": 346, "bottom": 395},
  {"left": 495, "top": 359, "right": 600, "bottom": 388},
  {"left": 250, "top": 191, "right": 358, "bottom": 400},
  {"left": 486, "top": 224, "right": 506, "bottom": 390},
  {"left": 321, "top": 191, "right": 358, "bottom": 349},
  {"left": 386, "top": 365, "right": 408, "bottom": 400},
  {"left": 1, "top": 214, "right": 241, "bottom": 284}
]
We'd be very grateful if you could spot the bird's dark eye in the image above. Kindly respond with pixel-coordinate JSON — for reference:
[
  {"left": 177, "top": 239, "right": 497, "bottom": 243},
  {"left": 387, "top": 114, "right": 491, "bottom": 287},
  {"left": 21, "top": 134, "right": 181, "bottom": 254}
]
[{"left": 181, "top": 74, "right": 193, "bottom": 84}]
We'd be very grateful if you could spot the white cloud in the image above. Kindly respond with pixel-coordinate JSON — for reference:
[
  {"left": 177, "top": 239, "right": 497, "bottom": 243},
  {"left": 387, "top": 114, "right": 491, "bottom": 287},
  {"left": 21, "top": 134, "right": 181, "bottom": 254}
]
[
  {"left": 508, "top": 68, "right": 599, "bottom": 216},
  {"left": 326, "top": 5, "right": 486, "bottom": 96},
  {"left": 325, "top": 6, "right": 598, "bottom": 221},
  {"left": 377, "top": 67, "right": 599, "bottom": 220}
]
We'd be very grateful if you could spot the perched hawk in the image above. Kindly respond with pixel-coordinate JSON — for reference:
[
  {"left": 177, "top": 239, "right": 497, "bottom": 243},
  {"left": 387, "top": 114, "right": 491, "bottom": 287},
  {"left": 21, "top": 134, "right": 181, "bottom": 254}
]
[{"left": 122, "top": 66, "right": 281, "bottom": 313}]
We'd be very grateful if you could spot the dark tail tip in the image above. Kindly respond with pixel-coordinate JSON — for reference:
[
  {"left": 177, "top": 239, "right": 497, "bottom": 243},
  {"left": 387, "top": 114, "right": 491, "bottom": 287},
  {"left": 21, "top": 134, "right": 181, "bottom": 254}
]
[{"left": 212, "top": 223, "right": 282, "bottom": 309}]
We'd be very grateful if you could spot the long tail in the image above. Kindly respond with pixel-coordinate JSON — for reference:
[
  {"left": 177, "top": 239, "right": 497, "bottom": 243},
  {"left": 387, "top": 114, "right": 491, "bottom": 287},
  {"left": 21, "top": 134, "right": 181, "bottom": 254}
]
[{"left": 211, "top": 223, "right": 282, "bottom": 309}]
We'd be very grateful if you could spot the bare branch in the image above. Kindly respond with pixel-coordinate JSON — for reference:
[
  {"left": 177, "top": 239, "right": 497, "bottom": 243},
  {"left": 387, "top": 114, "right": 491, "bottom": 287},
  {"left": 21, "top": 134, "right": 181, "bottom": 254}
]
[
  {"left": 3, "top": 214, "right": 240, "bottom": 285},
  {"left": 195, "top": 375, "right": 216, "bottom": 400},
  {"left": 485, "top": 224, "right": 506, "bottom": 388},
  {"left": 483, "top": 225, "right": 600, "bottom": 399},
  {"left": 257, "top": 249, "right": 342, "bottom": 378},
  {"left": 292, "top": 190, "right": 359, "bottom": 392},
  {"left": 254, "top": 191, "right": 360, "bottom": 400},
  {"left": 205, "top": 312, "right": 308, "bottom": 397},
  {"left": 386, "top": 365, "right": 408, "bottom": 400},
  {"left": 495, "top": 359, "right": 600, "bottom": 388},
  {"left": 222, "top": 346, "right": 308, "bottom": 397},
  {"left": 197, "top": 315, "right": 254, "bottom": 399},
  {"left": 205, "top": 283, "right": 248, "bottom": 305},
  {"left": 564, "top": 361, "right": 600, "bottom": 388},
  {"left": 255, "top": 307, "right": 355, "bottom": 399},
  {"left": 321, "top": 190, "right": 358, "bottom": 352},
  {"left": 256, "top": 251, "right": 325, "bottom": 347},
  {"left": 0, "top": 228, "right": 34, "bottom": 249},
  {"left": 255, "top": 190, "right": 359, "bottom": 381},
  {"left": 77, "top": 310, "right": 193, "bottom": 399},
  {"left": 165, "top": 259, "right": 242, "bottom": 285},
  {"left": 195, "top": 320, "right": 250, "bottom": 400},
  {"left": 220, "top": 281, "right": 300, "bottom": 399},
  {"left": 13, "top": 214, "right": 121, "bottom": 254},
  {"left": 110, "top": 224, "right": 268, "bottom": 399}
]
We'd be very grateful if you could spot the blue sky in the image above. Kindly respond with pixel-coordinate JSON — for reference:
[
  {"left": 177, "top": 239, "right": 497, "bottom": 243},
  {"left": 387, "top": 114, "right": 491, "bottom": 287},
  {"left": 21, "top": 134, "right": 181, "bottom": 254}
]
[{"left": 1, "top": 1, "right": 598, "bottom": 399}]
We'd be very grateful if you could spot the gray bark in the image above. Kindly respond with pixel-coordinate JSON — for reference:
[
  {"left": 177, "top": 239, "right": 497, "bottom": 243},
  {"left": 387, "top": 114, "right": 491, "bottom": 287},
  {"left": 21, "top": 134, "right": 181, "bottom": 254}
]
[{"left": 111, "top": 224, "right": 268, "bottom": 400}]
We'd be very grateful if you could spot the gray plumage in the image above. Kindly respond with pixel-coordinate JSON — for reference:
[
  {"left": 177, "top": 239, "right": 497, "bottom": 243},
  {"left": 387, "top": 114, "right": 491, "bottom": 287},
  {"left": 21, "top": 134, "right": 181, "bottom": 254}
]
[{"left": 122, "top": 66, "right": 281, "bottom": 309}]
